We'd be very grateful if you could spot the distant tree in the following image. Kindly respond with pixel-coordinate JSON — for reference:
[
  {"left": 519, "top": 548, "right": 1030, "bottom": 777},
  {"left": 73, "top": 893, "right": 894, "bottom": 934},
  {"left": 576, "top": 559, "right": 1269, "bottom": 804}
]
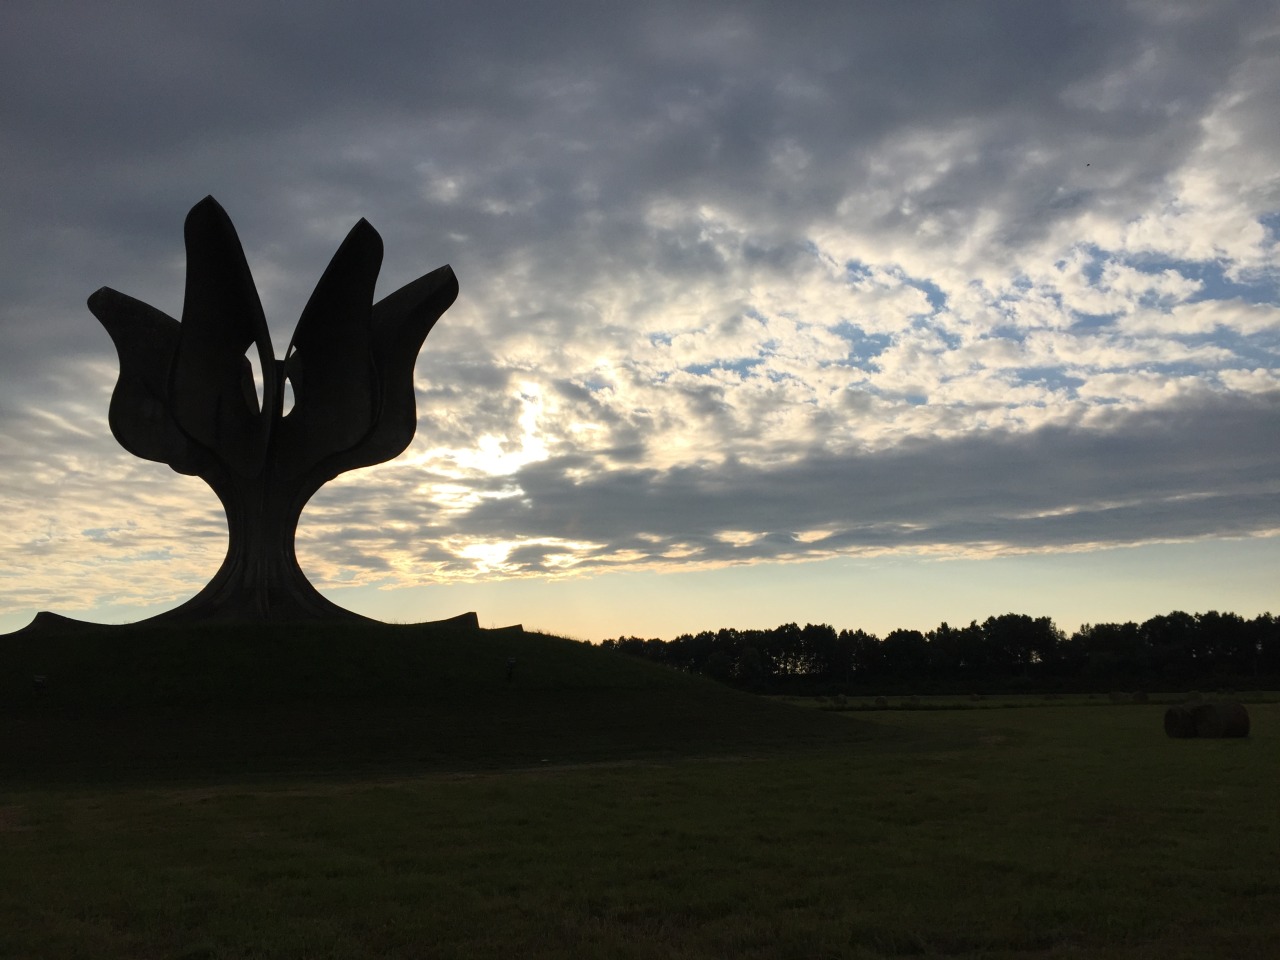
[
  {"left": 798, "top": 623, "right": 840, "bottom": 679},
  {"left": 1141, "top": 611, "right": 1200, "bottom": 680},
  {"left": 925, "top": 621, "right": 962, "bottom": 680},
  {"left": 1254, "top": 614, "right": 1280, "bottom": 675},
  {"left": 1070, "top": 621, "right": 1146, "bottom": 686},
  {"left": 737, "top": 645, "right": 767, "bottom": 689},
  {"left": 955, "top": 621, "right": 990, "bottom": 672},
  {"left": 769, "top": 623, "right": 805, "bottom": 675},
  {"left": 981, "top": 614, "right": 1063, "bottom": 678},
  {"left": 704, "top": 650, "right": 733, "bottom": 681},
  {"left": 604, "top": 607, "right": 1275, "bottom": 694},
  {"left": 842, "top": 629, "right": 883, "bottom": 683},
  {"left": 881, "top": 629, "right": 929, "bottom": 680},
  {"left": 1196, "top": 610, "right": 1252, "bottom": 677}
]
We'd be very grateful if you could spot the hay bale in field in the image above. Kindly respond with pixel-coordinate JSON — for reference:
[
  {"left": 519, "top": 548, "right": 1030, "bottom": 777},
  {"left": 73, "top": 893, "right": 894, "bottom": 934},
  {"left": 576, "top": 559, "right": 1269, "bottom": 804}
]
[
  {"left": 874, "top": 696, "right": 888, "bottom": 708},
  {"left": 1191, "top": 702, "right": 1250, "bottom": 738},
  {"left": 1164, "top": 705, "right": 1198, "bottom": 738},
  {"left": 1164, "top": 702, "right": 1250, "bottom": 738}
]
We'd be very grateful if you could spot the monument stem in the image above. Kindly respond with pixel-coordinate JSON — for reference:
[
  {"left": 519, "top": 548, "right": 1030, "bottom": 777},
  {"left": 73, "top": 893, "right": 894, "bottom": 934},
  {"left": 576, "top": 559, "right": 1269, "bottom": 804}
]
[{"left": 155, "top": 473, "right": 355, "bottom": 623}]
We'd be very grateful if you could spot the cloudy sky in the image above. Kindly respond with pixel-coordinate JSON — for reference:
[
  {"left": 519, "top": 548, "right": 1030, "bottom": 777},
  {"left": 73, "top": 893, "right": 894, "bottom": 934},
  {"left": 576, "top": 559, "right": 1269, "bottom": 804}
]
[{"left": 1, "top": 0, "right": 1277, "bottom": 639}]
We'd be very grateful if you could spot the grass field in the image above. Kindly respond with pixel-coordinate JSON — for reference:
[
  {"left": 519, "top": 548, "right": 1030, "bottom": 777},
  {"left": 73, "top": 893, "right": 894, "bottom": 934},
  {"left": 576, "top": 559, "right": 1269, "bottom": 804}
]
[{"left": 2, "top": 626, "right": 1277, "bottom": 958}]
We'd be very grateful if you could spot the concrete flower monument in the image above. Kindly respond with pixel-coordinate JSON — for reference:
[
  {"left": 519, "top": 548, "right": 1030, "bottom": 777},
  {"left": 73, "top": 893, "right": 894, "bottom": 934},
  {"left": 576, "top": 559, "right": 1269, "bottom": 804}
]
[{"left": 20, "top": 197, "right": 472, "bottom": 631}]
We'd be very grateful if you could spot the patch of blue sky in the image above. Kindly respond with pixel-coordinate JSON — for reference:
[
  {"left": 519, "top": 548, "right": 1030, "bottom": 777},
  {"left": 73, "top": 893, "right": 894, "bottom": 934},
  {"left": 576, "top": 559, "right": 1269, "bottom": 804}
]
[
  {"left": 996, "top": 284, "right": 1062, "bottom": 317},
  {"left": 1075, "top": 247, "right": 1278, "bottom": 307},
  {"left": 831, "top": 322, "right": 891, "bottom": 362},
  {"left": 845, "top": 259, "right": 874, "bottom": 283},
  {"left": 1057, "top": 244, "right": 1107, "bottom": 284},
  {"left": 907, "top": 315, "right": 962, "bottom": 349},
  {"left": 1178, "top": 329, "right": 1280, "bottom": 368},
  {"left": 1117, "top": 255, "right": 1280, "bottom": 307},
  {"left": 130, "top": 549, "right": 173, "bottom": 563},
  {"left": 648, "top": 332, "right": 673, "bottom": 347},
  {"left": 1007, "top": 367, "right": 1086, "bottom": 393},
  {"left": 987, "top": 324, "right": 1028, "bottom": 342},
  {"left": 680, "top": 357, "right": 766, "bottom": 378},
  {"left": 880, "top": 265, "right": 949, "bottom": 315},
  {"left": 903, "top": 276, "right": 947, "bottom": 313},
  {"left": 1069, "top": 311, "right": 1121, "bottom": 332},
  {"left": 829, "top": 356, "right": 882, "bottom": 378},
  {"left": 765, "top": 368, "right": 801, "bottom": 385},
  {"left": 843, "top": 259, "right": 948, "bottom": 315},
  {"left": 1258, "top": 211, "right": 1280, "bottom": 243},
  {"left": 1135, "top": 358, "right": 1225, "bottom": 378}
]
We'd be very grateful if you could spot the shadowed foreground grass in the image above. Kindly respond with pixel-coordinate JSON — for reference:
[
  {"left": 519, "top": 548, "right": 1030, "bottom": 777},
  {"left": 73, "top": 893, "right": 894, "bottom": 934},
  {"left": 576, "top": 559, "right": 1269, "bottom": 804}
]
[
  {"left": 2, "top": 627, "right": 1277, "bottom": 958},
  {"left": 0, "top": 623, "right": 868, "bottom": 783}
]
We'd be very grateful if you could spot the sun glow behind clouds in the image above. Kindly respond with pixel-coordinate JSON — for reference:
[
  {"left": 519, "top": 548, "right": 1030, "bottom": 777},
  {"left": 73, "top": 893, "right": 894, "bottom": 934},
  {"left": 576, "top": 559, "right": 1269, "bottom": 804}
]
[
  {"left": 454, "top": 537, "right": 602, "bottom": 576},
  {"left": 413, "top": 381, "right": 551, "bottom": 481}
]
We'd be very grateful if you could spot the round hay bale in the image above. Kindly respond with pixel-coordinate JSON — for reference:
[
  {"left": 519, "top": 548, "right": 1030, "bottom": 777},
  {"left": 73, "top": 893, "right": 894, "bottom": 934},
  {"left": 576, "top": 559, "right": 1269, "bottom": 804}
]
[
  {"left": 1191, "top": 702, "right": 1250, "bottom": 738},
  {"left": 1164, "top": 705, "right": 1198, "bottom": 738},
  {"left": 874, "top": 696, "right": 888, "bottom": 708}
]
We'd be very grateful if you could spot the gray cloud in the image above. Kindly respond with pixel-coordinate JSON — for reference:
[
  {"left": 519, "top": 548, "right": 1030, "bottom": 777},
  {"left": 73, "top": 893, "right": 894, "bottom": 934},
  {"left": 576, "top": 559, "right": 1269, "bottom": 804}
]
[{"left": 449, "top": 389, "right": 1280, "bottom": 561}]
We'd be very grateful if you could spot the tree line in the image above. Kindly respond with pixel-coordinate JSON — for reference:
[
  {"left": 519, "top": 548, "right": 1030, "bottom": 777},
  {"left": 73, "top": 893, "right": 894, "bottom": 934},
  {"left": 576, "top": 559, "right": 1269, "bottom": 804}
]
[{"left": 602, "top": 611, "right": 1280, "bottom": 694}]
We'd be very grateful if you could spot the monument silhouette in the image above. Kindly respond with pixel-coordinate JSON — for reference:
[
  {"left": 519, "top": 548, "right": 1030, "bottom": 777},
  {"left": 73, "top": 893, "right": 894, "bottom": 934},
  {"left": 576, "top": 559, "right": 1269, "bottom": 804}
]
[{"left": 17, "top": 197, "right": 476, "bottom": 632}]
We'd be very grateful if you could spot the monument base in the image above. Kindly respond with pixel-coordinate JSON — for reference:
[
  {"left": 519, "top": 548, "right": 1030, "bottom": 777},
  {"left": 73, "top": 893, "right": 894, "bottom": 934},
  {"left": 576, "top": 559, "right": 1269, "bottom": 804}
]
[{"left": 2, "top": 610, "right": 519, "bottom": 639}]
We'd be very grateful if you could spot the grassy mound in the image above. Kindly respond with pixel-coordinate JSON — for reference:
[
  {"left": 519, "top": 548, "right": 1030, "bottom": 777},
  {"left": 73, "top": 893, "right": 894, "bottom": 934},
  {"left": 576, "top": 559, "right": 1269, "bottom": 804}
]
[{"left": 0, "top": 622, "right": 871, "bottom": 784}]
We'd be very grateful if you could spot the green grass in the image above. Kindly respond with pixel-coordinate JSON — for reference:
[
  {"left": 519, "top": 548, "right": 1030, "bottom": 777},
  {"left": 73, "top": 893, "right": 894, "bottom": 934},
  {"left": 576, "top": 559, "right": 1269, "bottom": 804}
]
[
  {"left": 790, "top": 691, "right": 1280, "bottom": 711},
  {"left": 0, "top": 623, "right": 868, "bottom": 783},
  {"left": 2, "top": 627, "right": 1278, "bottom": 958}
]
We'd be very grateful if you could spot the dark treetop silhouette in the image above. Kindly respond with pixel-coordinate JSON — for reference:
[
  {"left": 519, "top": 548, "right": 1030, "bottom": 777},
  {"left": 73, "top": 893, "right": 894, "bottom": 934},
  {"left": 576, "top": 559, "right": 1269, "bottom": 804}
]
[{"left": 44, "top": 196, "right": 461, "bottom": 628}]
